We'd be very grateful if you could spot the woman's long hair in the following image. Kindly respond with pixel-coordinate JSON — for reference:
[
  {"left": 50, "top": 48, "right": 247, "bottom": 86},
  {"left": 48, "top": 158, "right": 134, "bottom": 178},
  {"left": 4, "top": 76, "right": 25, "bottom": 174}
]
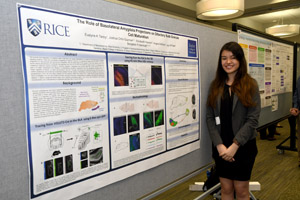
[{"left": 207, "top": 42, "right": 257, "bottom": 108}]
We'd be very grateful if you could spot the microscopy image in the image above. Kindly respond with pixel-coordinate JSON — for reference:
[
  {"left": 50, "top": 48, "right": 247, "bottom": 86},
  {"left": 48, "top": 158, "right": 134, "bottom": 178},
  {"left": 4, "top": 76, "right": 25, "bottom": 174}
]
[
  {"left": 89, "top": 147, "right": 103, "bottom": 166},
  {"left": 143, "top": 111, "right": 154, "bottom": 129},
  {"left": 155, "top": 110, "right": 164, "bottom": 126},
  {"left": 193, "top": 109, "right": 196, "bottom": 119},
  {"left": 192, "top": 94, "right": 196, "bottom": 105},
  {"left": 129, "top": 133, "right": 140, "bottom": 152},
  {"left": 151, "top": 65, "right": 162, "bottom": 85},
  {"left": 80, "top": 151, "right": 88, "bottom": 160},
  {"left": 81, "top": 160, "right": 88, "bottom": 169},
  {"left": 44, "top": 160, "right": 54, "bottom": 179},
  {"left": 114, "top": 116, "right": 127, "bottom": 136},
  {"left": 54, "top": 157, "right": 64, "bottom": 176},
  {"left": 114, "top": 64, "right": 129, "bottom": 86},
  {"left": 128, "top": 114, "right": 140, "bottom": 133},
  {"left": 65, "top": 155, "right": 73, "bottom": 173}
]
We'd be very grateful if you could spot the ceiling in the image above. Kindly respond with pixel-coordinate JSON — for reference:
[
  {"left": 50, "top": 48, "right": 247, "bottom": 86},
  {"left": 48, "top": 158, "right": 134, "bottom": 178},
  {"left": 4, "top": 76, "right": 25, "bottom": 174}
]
[{"left": 116, "top": 0, "right": 300, "bottom": 43}]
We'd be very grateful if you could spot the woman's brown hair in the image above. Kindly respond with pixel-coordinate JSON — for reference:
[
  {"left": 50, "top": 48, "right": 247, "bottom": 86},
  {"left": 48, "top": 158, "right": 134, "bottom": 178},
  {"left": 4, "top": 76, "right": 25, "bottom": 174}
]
[{"left": 207, "top": 42, "right": 257, "bottom": 108}]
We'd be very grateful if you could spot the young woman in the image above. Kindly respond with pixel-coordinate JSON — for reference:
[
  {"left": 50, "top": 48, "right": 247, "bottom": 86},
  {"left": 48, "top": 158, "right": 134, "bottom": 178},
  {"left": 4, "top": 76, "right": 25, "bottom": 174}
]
[{"left": 206, "top": 42, "right": 261, "bottom": 200}]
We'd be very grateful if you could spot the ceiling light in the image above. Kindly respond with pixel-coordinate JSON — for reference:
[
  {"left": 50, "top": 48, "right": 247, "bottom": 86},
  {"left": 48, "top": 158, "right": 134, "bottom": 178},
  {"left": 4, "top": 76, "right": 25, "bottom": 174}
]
[
  {"left": 196, "top": 0, "right": 244, "bottom": 20},
  {"left": 266, "top": 24, "right": 300, "bottom": 38}
]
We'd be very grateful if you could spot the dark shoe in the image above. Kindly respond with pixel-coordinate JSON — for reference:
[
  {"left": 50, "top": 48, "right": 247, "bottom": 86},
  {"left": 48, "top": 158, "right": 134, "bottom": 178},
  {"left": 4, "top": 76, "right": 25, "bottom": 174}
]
[{"left": 267, "top": 136, "right": 276, "bottom": 141}]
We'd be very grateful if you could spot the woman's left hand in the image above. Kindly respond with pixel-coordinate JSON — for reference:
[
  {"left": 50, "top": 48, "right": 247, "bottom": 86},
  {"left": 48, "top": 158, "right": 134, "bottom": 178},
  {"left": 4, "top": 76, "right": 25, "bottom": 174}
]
[{"left": 221, "top": 143, "right": 239, "bottom": 162}]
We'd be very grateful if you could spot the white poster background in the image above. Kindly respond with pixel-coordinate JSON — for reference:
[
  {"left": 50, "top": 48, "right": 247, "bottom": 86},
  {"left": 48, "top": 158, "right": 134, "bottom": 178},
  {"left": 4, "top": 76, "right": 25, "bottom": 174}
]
[{"left": 17, "top": 4, "right": 200, "bottom": 200}]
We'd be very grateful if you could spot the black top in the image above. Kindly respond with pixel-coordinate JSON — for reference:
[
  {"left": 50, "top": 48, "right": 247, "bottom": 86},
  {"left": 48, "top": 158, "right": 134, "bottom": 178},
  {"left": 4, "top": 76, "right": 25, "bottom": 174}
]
[{"left": 220, "top": 84, "right": 234, "bottom": 147}]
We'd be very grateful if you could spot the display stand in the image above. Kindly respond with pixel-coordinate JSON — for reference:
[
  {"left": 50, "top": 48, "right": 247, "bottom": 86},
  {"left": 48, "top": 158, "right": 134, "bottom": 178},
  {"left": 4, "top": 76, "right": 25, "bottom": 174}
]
[
  {"left": 212, "top": 188, "right": 258, "bottom": 200},
  {"left": 190, "top": 182, "right": 260, "bottom": 200},
  {"left": 189, "top": 163, "right": 261, "bottom": 200},
  {"left": 276, "top": 115, "right": 298, "bottom": 154}
]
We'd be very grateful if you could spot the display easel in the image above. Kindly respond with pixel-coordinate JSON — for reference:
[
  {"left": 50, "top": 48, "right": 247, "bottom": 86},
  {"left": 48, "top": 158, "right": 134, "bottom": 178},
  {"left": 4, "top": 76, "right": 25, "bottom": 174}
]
[
  {"left": 276, "top": 115, "right": 298, "bottom": 154},
  {"left": 189, "top": 163, "right": 261, "bottom": 200},
  {"left": 212, "top": 187, "right": 258, "bottom": 200},
  {"left": 190, "top": 182, "right": 260, "bottom": 200}
]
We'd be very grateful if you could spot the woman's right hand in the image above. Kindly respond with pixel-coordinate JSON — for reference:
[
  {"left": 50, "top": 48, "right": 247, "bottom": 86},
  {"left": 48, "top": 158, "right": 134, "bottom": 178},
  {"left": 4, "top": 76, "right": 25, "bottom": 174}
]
[{"left": 216, "top": 144, "right": 227, "bottom": 156}]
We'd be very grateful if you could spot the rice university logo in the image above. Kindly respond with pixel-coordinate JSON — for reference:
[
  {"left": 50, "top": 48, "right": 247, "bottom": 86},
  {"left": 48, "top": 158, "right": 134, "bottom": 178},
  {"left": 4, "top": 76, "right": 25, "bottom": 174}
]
[
  {"left": 26, "top": 18, "right": 70, "bottom": 37},
  {"left": 27, "top": 19, "right": 41, "bottom": 36}
]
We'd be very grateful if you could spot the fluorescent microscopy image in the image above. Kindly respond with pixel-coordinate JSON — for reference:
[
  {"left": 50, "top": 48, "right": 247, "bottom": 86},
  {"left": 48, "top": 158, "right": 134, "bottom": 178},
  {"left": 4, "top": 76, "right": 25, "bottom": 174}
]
[
  {"left": 80, "top": 151, "right": 88, "bottom": 160},
  {"left": 151, "top": 65, "right": 162, "bottom": 85},
  {"left": 114, "top": 64, "right": 129, "bottom": 86},
  {"left": 155, "top": 110, "right": 164, "bottom": 126},
  {"left": 65, "top": 155, "right": 73, "bottom": 173},
  {"left": 114, "top": 116, "right": 127, "bottom": 136},
  {"left": 129, "top": 133, "right": 140, "bottom": 152},
  {"left": 44, "top": 160, "right": 54, "bottom": 179},
  {"left": 54, "top": 157, "right": 63, "bottom": 176},
  {"left": 81, "top": 160, "right": 88, "bottom": 169},
  {"left": 80, "top": 151, "right": 88, "bottom": 169},
  {"left": 128, "top": 114, "right": 140, "bottom": 133},
  {"left": 143, "top": 111, "right": 154, "bottom": 129}
]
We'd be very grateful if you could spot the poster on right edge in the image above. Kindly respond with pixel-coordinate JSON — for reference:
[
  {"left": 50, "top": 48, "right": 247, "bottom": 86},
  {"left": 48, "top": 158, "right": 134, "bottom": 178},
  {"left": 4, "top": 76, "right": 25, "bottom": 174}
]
[{"left": 238, "top": 30, "right": 293, "bottom": 108}]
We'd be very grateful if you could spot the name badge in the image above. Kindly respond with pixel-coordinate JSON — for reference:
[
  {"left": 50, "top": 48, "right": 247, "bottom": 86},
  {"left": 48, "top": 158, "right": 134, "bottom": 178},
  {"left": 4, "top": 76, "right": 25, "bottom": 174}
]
[{"left": 215, "top": 116, "right": 220, "bottom": 125}]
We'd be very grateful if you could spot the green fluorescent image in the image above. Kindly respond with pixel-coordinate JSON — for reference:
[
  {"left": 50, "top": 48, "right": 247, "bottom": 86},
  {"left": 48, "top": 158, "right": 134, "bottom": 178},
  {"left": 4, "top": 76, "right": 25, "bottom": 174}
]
[{"left": 155, "top": 110, "right": 164, "bottom": 126}]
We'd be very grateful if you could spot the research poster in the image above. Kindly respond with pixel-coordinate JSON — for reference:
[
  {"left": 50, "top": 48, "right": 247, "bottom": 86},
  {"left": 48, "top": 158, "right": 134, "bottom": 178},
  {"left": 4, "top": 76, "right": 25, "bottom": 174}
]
[
  {"left": 238, "top": 30, "right": 293, "bottom": 108},
  {"left": 17, "top": 4, "right": 200, "bottom": 200}
]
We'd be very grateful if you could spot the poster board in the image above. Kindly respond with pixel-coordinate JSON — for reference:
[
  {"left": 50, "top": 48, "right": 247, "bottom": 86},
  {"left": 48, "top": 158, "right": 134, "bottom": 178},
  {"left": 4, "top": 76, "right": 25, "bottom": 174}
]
[
  {"left": 233, "top": 23, "right": 295, "bottom": 127},
  {"left": 0, "top": 0, "right": 237, "bottom": 199}
]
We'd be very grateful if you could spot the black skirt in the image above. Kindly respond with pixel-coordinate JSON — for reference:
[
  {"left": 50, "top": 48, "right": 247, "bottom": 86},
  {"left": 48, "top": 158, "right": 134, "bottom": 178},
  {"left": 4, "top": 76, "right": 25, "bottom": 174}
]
[{"left": 213, "top": 139, "right": 257, "bottom": 181}]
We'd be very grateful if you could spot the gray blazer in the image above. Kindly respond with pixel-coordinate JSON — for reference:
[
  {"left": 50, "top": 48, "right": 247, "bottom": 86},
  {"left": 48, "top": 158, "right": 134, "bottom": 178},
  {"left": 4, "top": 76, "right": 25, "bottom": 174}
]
[{"left": 206, "top": 85, "right": 261, "bottom": 146}]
